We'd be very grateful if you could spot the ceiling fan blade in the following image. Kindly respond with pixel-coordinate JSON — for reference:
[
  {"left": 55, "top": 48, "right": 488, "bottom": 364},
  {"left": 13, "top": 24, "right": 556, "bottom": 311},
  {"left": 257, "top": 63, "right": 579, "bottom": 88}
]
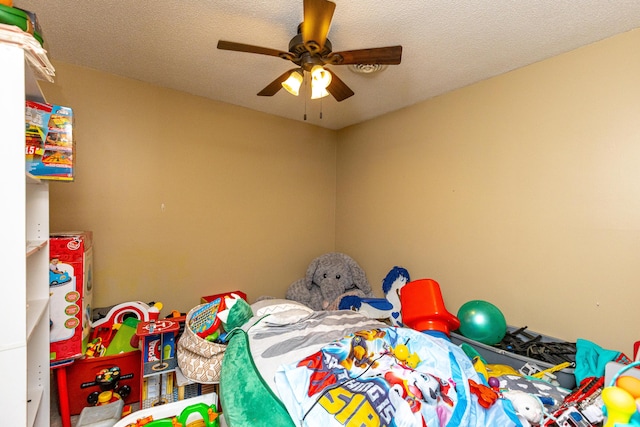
[
  {"left": 217, "top": 40, "right": 290, "bottom": 59},
  {"left": 327, "top": 46, "right": 403, "bottom": 65},
  {"left": 325, "top": 70, "right": 354, "bottom": 102},
  {"left": 257, "top": 69, "right": 298, "bottom": 97},
  {"left": 302, "top": 0, "right": 336, "bottom": 52}
]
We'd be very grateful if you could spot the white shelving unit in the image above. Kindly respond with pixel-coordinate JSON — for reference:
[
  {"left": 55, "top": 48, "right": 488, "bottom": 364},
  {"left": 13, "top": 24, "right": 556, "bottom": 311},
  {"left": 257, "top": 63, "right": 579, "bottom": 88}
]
[{"left": 0, "top": 39, "right": 52, "bottom": 426}]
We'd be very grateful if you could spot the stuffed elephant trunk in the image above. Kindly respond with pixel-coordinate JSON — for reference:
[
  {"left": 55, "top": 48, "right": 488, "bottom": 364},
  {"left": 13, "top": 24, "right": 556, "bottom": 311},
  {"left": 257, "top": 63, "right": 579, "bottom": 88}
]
[{"left": 319, "top": 277, "right": 348, "bottom": 309}]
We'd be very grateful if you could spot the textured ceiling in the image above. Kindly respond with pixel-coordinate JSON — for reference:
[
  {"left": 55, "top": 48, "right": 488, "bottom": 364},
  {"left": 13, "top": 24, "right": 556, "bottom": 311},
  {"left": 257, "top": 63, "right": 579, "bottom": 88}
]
[{"left": 13, "top": 0, "right": 640, "bottom": 130}]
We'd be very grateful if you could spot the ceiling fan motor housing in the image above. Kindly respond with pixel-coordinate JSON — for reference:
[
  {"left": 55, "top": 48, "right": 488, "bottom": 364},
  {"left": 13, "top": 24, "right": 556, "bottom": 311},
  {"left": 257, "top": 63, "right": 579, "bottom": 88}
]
[{"left": 288, "top": 29, "right": 334, "bottom": 71}]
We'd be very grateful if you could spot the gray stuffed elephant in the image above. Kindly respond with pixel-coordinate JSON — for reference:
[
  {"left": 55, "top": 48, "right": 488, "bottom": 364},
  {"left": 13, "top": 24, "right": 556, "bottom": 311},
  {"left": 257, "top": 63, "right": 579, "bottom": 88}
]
[{"left": 286, "top": 252, "right": 374, "bottom": 311}]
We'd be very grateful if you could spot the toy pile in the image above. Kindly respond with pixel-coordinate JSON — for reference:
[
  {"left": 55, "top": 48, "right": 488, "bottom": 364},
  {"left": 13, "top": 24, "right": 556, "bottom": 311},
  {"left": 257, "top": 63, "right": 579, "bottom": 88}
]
[
  {"left": 58, "top": 292, "right": 242, "bottom": 419},
  {"left": 59, "top": 300, "right": 180, "bottom": 417},
  {"left": 496, "top": 326, "right": 577, "bottom": 367},
  {"left": 341, "top": 264, "right": 640, "bottom": 427}
]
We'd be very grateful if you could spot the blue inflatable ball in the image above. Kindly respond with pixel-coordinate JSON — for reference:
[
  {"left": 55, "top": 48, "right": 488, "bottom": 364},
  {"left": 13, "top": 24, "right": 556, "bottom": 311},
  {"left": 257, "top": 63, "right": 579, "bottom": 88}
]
[{"left": 456, "top": 300, "right": 507, "bottom": 345}]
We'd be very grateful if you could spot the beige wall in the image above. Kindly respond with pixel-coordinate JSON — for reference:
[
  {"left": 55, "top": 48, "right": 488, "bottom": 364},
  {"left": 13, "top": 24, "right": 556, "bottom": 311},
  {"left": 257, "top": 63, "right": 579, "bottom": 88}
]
[
  {"left": 40, "top": 63, "right": 338, "bottom": 312},
  {"left": 40, "top": 29, "right": 639, "bottom": 356},
  {"left": 336, "top": 29, "right": 640, "bottom": 355}
]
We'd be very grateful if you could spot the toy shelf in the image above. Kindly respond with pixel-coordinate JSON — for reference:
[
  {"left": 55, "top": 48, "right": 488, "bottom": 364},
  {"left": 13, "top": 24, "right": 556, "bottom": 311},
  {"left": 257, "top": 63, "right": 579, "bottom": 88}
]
[
  {"left": 27, "top": 377, "right": 44, "bottom": 427},
  {"left": 26, "top": 238, "right": 47, "bottom": 257},
  {"left": 26, "top": 172, "right": 41, "bottom": 184},
  {"left": 26, "top": 298, "right": 49, "bottom": 341},
  {"left": 0, "top": 26, "right": 54, "bottom": 427}
]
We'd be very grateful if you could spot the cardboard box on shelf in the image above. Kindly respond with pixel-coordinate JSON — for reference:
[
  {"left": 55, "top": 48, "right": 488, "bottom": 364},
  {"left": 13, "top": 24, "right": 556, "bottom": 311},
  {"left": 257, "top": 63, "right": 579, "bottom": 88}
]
[{"left": 50, "top": 231, "right": 93, "bottom": 362}]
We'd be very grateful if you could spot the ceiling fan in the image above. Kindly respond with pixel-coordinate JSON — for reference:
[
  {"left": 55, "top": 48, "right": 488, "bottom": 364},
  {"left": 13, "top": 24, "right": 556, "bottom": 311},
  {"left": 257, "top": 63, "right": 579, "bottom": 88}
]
[{"left": 217, "top": 0, "right": 402, "bottom": 102}]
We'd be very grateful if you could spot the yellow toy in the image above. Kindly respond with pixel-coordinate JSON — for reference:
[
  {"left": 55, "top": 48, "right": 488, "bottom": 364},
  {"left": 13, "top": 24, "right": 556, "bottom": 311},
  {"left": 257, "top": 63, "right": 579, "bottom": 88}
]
[
  {"left": 602, "top": 361, "right": 640, "bottom": 427},
  {"left": 391, "top": 343, "right": 421, "bottom": 369}
]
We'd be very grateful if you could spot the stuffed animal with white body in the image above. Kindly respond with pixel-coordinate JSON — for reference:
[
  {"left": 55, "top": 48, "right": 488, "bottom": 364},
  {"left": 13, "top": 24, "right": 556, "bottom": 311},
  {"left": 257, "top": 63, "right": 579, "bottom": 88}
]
[
  {"left": 339, "top": 266, "right": 410, "bottom": 326},
  {"left": 501, "top": 390, "right": 544, "bottom": 426}
]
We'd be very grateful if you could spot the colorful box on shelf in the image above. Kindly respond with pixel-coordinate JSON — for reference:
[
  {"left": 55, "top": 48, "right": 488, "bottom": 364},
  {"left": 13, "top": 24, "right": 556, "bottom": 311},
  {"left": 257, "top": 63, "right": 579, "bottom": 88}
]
[
  {"left": 50, "top": 231, "right": 94, "bottom": 362},
  {"left": 25, "top": 100, "right": 75, "bottom": 181}
]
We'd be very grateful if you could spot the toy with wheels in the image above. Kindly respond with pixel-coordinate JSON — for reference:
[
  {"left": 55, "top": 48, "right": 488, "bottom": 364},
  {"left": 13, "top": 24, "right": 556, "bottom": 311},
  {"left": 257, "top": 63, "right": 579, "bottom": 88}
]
[{"left": 86, "top": 366, "right": 131, "bottom": 407}]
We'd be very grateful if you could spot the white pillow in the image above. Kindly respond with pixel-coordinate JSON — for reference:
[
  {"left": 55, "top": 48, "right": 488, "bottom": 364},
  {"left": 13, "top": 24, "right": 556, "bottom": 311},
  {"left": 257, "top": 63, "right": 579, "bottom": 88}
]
[
  {"left": 263, "top": 309, "right": 313, "bottom": 325},
  {"left": 251, "top": 298, "right": 314, "bottom": 317}
]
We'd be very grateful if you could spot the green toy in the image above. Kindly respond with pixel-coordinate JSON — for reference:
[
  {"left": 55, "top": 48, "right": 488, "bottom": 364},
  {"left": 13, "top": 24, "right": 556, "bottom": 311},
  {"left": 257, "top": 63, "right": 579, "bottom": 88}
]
[
  {"left": 144, "top": 403, "right": 219, "bottom": 427},
  {"left": 0, "top": 4, "right": 44, "bottom": 46}
]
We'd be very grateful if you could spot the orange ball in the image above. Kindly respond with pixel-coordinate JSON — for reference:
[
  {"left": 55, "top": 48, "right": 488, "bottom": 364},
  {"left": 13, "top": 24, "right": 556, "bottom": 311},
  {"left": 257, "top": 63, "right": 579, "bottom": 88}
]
[{"left": 616, "top": 376, "right": 640, "bottom": 399}]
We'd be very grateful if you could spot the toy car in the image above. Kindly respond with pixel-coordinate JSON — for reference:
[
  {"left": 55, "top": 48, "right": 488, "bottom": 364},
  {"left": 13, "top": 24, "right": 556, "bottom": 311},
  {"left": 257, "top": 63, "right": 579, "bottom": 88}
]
[{"left": 50, "top": 270, "right": 71, "bottom": 286}]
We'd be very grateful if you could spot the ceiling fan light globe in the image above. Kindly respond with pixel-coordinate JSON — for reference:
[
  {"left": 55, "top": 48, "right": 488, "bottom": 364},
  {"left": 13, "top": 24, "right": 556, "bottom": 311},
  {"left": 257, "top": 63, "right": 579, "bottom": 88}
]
[
  {"left": 282, "top": 70, "right": 304, "bottom": 96},
  {"left": 311, "top": 65, "right": 332, "bottom": 89},
  {"left": 311, "top": 86, "right": 330, "bottom": 99}
]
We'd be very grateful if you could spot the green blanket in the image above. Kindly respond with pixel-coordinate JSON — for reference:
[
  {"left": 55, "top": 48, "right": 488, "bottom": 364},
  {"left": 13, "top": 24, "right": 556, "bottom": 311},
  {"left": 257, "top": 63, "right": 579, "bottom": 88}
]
[{"left": 220, "top": 328, "right": 295, "bottom": 427}]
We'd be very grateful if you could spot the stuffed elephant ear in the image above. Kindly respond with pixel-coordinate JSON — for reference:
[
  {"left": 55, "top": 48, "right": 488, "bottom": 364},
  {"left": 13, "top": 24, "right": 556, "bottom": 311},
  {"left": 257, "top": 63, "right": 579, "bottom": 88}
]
[
  {"left": 341, "top": 253, "right": 373, "bottom": 295},
  {"left": 304, "top": 256, "right": 322, "bottom": 290}
]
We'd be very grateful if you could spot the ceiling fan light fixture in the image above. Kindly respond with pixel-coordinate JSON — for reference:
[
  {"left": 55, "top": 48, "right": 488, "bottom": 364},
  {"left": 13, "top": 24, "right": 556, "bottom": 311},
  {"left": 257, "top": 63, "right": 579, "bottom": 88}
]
[
  {"left": 282, "top": 69, "right": 304, "bottom": 96},
  {"left": 311, "top": 85, "right": 330, "bottom": 99},
  {"left": 310, "top": 65, "right": 332, "bottom": 90}
]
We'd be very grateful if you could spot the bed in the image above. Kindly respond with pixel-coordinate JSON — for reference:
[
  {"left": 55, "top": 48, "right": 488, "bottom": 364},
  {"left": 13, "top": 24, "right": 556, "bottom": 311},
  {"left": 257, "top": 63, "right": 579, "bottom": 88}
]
[{"left": 217, "top": 298, "right": 536, "bottom": 427}]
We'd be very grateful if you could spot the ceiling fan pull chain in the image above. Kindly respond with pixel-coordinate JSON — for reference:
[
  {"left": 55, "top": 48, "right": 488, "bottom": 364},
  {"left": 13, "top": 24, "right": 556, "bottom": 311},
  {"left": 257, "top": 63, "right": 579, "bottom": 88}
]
[{"left": 304, "top": 73, "right": 308, "bottom": 120}]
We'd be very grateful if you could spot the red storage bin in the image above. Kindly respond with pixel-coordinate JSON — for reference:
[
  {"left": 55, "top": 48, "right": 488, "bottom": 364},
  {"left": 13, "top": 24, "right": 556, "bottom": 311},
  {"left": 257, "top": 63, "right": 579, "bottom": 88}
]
[
  {"left": 64, "top": 350, "right": 141, "bottom": 415},
  {"left": 200, "top": 290, "right": 247, "bottom": 304}
]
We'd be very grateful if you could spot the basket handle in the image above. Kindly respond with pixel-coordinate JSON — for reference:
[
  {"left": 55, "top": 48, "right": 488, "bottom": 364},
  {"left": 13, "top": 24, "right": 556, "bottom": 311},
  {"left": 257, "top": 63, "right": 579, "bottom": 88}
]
[{"left": 609, "top": 360, "right": 640, "bottom": 387}]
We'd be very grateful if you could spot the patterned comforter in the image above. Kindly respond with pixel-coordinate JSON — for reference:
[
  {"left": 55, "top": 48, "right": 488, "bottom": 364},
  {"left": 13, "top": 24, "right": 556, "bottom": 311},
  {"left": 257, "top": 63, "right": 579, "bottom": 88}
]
[{"left": 226, "top": 307, "right": 520, "bottom": 427}]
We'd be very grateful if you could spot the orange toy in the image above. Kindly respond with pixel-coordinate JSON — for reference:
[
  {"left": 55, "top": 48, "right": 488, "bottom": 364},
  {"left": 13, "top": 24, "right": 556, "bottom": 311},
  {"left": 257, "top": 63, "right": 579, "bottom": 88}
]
[{"left": 400, "top": 279, "right": 460, "bottom": 337}]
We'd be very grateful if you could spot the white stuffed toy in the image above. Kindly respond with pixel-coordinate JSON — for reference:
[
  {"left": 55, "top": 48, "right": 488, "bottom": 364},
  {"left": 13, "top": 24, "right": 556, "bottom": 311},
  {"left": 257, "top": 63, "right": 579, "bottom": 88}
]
[
  {"left": 502, "top": 390, "right": 544, "bottom": 426},
  {"left": 340, "top": 266, "right": 410, "bottom": 326}
]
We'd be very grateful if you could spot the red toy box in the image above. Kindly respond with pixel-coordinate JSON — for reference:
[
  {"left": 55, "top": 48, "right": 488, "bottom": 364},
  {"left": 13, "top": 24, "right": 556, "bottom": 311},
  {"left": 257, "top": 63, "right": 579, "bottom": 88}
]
[
  {"left": 50, "top": 231, "right": 94, "bottom": 362},
  {"left": 25, "top": 100, "right": 75, "bottom": 181},
  {"left": 200, "top": 290, "right": 247, "bottom": 304},
  {"left": 64, "top": 350, "right": 141, "bottom": 415}
]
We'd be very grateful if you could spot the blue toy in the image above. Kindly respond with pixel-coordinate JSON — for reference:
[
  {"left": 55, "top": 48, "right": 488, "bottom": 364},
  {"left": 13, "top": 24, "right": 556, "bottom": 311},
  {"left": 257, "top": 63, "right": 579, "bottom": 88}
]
[{"left": 339, "top": 266, "right": 410, "bottom": 326}]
